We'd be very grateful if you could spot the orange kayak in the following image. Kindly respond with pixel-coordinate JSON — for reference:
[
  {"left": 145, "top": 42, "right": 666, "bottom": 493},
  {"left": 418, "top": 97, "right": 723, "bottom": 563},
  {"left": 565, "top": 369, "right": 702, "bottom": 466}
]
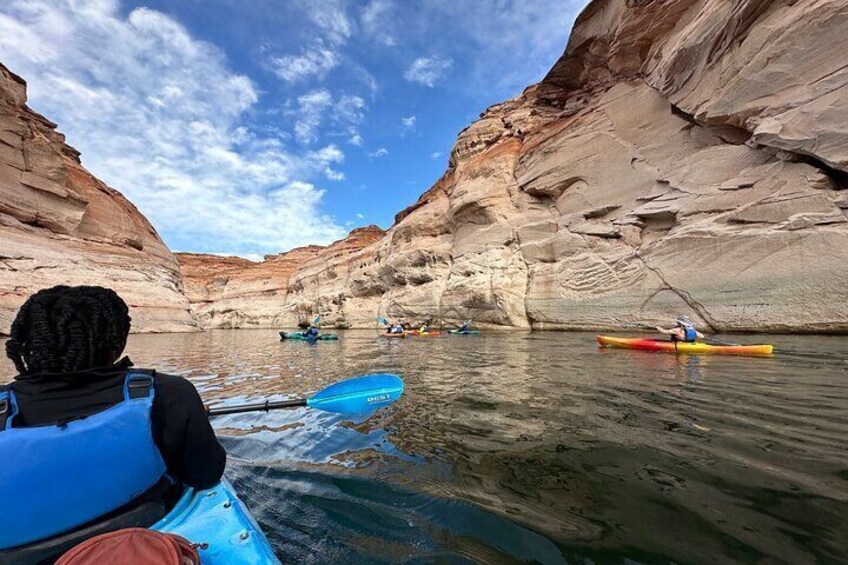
[
  {"left": 596, "top": 335, "right": 773, "bottom": 356},
  {"left": 410, "top": 330, "right": 441, "bottom": 337},
  {"left": 382, "top": 332, "right": 407, "bottom": 338}
]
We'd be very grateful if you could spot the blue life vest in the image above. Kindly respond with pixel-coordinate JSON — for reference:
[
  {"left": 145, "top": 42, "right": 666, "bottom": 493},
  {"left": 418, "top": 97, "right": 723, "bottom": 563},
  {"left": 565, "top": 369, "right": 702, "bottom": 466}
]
[
  {"left": 0, "top": 371, "right": 167, "bottom": 549},
  {"left": 682, "top": 326, "right": 698, "bottom": 342}
]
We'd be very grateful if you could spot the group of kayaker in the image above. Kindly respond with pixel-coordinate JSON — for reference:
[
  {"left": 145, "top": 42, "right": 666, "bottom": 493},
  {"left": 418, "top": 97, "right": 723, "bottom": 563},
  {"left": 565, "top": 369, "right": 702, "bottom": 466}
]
[
  {"left": 0, "top": 285, "right": 226, "bottom": 562},
  {"left": 382, "top": 319, "right": 470, "bottom": 336},
  {"left": 0, "top": 284, "right": 759, "bottom": 560}
]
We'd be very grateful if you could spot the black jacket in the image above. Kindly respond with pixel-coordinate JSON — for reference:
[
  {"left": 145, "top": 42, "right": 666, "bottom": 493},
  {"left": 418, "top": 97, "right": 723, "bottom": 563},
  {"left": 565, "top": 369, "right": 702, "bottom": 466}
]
[{"left": 2, "top": 357, "right": 226, "bottom": 489}]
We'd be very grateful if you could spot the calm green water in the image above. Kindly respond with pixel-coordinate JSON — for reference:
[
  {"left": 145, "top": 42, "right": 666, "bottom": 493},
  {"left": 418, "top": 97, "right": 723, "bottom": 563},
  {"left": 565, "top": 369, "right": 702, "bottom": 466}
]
[{"left": 5, "top": 330, "right": 848, "bottom": 563}]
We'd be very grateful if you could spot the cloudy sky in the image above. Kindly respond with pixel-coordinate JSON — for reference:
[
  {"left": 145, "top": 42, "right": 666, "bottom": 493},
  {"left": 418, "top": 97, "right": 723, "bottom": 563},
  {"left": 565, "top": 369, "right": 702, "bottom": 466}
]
[{"left": 0, "top": 0, "right": 589, "bottom": 258}]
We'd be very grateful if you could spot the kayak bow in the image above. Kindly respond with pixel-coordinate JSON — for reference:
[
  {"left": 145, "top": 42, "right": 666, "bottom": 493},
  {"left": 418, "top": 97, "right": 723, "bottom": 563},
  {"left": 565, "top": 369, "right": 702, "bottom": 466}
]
[
  {"left": 596, "top": 335, "right": 773, "bottom": 356},
  {"left": 153, "top": 478, "right": 279, "bottom": 564}
]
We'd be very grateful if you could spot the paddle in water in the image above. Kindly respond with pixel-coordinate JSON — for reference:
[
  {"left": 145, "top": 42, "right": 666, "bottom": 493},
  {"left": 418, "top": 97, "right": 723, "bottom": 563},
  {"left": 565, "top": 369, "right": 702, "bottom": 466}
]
[{"left": 207, "top": 373, "right": 404, "bottom": 416}]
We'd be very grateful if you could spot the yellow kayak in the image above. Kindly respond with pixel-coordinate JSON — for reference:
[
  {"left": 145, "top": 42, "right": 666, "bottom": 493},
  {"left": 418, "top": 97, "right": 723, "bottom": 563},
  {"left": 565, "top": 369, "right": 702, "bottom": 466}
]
[{"left": 597, "top": 335, "right": 773, "bottom": 356}]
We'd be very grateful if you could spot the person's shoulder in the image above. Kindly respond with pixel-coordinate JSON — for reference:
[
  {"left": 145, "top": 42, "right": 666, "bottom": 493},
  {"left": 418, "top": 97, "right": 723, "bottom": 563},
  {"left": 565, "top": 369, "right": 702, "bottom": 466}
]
[{"left": 152, "top": 371, "right": 202, "bottom": 397}]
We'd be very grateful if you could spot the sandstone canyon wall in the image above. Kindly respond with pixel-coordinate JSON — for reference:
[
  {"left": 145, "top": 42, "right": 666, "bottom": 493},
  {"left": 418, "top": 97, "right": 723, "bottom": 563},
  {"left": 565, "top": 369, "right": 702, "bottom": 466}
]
[
  {"left": 177, "top": 226, "right": 384, "bottom": 328},
  {"left": 0, "top": 64, "right": 197, "bottom": 334},
  {"left": 181, "top": 0, "right": 847, "bottom": 333}
]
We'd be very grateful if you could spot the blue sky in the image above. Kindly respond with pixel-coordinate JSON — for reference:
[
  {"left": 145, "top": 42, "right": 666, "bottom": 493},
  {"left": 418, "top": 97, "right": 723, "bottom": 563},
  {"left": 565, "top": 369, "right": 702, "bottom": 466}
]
[{"left": 0, "top": 0, "right": 589, "bottom": 259}]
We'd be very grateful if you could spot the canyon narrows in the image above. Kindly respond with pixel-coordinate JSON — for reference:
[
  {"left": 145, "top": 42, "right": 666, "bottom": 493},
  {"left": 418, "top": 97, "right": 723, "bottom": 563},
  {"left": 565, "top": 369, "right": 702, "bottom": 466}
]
[{"left": 176, "top": 0, "right": 848, "bottom": 332}]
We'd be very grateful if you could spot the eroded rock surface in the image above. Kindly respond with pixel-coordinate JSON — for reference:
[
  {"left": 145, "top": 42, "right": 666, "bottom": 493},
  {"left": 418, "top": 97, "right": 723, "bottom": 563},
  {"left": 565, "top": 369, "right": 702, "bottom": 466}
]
[
  {"left": 177, "top": 226, "right": 385, "bottom": 328},
  {"left": 188, "top": 0, "right": 848, "bottom": 332},
  {"left": 0, "top": 64, "right": 197, "bottom": 334}
]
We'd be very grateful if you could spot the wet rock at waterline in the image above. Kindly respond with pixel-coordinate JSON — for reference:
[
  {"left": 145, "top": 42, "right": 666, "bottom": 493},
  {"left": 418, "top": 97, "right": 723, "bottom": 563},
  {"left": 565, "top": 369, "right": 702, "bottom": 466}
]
[
  {"left": 0, "top": 63, "right": 197, "bottom": 334},
  {"left": 178, "top": 0, "right": 848, "bottom": 332}
]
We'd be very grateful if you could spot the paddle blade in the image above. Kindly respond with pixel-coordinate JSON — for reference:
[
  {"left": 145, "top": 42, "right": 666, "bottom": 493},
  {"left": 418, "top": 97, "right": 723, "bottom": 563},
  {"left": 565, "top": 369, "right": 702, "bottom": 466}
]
[
  {"left": 377, "top": 316, "right": 389, "bottom": 326},
  {"left": 312, "top": 315, "right": 321, "bottom": 324},
  {"left": 307, "top": 373, "right": 403, "bottom": 414}
]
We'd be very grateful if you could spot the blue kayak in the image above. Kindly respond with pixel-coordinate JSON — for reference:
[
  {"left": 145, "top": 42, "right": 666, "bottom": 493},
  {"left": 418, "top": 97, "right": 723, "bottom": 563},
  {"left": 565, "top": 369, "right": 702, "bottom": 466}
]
[
  {"left": 279, "top": 331, "right": 338, "bottom": 341},
  {"left": 152, "top": 478, "right": 279, "bottom": 564},
  {"left": 448, "top": 329, "right": 480, "bottom": 335}
]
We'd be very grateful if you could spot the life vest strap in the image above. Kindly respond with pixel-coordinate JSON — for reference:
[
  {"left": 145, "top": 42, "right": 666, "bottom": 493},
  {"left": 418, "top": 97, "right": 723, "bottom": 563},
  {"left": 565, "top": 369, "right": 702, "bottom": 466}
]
[
  {"left": 0, "top": 391, "right": 8, "bottom": 432},
  {"left": 0, "top": 388, "right": 19, "bottom": 432},
  {"left": 125, "top": 370, "right": 156, "bottom": 400}
]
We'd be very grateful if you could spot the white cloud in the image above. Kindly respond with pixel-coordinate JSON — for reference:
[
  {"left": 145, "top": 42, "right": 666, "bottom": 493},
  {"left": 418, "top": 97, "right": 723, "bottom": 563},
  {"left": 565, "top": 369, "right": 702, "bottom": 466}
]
[
  {"left": 356, "top": 213, "right": 365, "bottom": 220},
  {"left": 293, "top": 89, "right": 333, "bottom": 144},
  {"left": 368, "top": 148, "right": 388, "bottom": 158},
  {"left": 271, "top": 42, "right": 339, "bottom": 82},
  {"left": 404, "top": 55, "right": 452, "bottom": 87},
  {"left": 361, "top": 0, "right": 396, "bottom": 46},
  {"left": 401, "top": 115, "right": 416, "bottom": 130},
  {"left": 292, "top": 90, "right": 366, "bottom": 147},
  {"left": 0, "top": 1, "right": 346, "bottom": 256},
  {"left": 411, "top": 1, "right": 589, "bottom": 93},
  {"left": 299, "top": 0, "right": 353, "bottom": 43},
  {"left": 348, "top": 133, "right": 363, "bottom": 146},
  {"left": 431, "top": 151, "right": 442, "bottom": 159}
]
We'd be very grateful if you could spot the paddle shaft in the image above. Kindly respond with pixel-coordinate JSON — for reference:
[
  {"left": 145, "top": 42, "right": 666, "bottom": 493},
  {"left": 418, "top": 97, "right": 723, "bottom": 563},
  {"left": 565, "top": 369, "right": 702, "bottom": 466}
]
[
  {"left": 207, "top": 398, "right": 307, "bottom": 416},
  {"left": 622, "top": 323, "right": 741, "bottom": 346}
]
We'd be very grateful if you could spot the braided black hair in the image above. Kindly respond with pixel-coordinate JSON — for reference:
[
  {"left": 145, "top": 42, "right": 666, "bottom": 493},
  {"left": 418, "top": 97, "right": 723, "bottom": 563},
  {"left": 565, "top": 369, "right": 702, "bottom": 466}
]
[{"left": 6, "top": 286, "right": 131, "bottom": 375}]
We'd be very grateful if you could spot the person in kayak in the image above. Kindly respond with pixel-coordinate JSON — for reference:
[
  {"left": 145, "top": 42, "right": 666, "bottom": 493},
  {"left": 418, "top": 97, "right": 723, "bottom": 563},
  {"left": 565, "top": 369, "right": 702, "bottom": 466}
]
[
  {"left": 386, "top": 321, "right": 404, "bottom": 334},
  {"left": 458, "top": 322, "right": 470, "bottom": 333},
  {"left": 0, "top": 286, "right": 226, "bottom": 554},
  {"left": 656, "top": 316, "right": 704, "bottom": 342},
  {"left": 303, "top": 325, "right": 319, "bottom": 338}
]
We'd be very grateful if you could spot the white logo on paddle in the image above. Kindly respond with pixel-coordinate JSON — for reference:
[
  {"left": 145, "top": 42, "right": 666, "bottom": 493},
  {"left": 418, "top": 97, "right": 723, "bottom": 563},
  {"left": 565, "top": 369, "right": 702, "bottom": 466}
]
[{"left": 367, "top": 394, "right": 390, "bottom": 403}]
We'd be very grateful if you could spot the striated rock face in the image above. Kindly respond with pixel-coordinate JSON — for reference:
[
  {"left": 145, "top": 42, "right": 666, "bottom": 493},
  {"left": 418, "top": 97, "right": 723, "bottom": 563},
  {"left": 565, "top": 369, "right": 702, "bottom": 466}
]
[
  {"left": 184, "top": 0, "right": 848, "bottom": 333},
  {"left": 0, "top": 64, "right": 197, "bottom": 334},
  {"left": 177, "top": 226, "right": 385, "bottom": 328}
]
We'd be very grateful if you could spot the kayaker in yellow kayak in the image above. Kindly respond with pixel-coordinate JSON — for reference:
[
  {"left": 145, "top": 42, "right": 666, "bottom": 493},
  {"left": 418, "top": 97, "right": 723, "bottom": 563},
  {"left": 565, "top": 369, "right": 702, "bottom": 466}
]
[
  {"left": 655, "top": 316, "right": 704, "bottom": 342},
  {"left": 0, "top": 286, "right": 225, "bottom": 557}
]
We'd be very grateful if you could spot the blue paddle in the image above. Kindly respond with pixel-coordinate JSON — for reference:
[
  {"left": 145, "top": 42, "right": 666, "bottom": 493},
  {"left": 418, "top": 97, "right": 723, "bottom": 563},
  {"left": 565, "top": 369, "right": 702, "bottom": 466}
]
[{"left": 207, "top": 374, "right": 404, "bottom": 416}]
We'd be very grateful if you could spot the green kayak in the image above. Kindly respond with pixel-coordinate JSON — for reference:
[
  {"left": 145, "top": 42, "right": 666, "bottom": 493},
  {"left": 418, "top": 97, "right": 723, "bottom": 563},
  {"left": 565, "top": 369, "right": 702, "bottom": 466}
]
[
  {"left": 153, "top": 478, "right": 279, "bottom": 564},
  {"left": 279, "top": 331, "right": 338, "bottom": 341},
  {"left": 448, "top": 329, "right": 480, "bottom": 335}
]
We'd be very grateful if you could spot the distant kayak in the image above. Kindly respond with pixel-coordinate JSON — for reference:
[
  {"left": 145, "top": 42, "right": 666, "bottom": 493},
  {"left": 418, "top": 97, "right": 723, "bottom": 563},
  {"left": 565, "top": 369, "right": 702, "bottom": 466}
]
[
  {"left": 410, "top": 330, "right": 442, "bottom": 337},
  {"left": 448, "top": 329, "right": 479, "bottom": 335},
  {"left": 279, "top": 331, "right": 338, "bottom": 341},
  {"left": 153, "top": 478, "right": 279, "bottom": 564},
  {"left": 596, "top": 335, "right": 773, "bottom": 356}
]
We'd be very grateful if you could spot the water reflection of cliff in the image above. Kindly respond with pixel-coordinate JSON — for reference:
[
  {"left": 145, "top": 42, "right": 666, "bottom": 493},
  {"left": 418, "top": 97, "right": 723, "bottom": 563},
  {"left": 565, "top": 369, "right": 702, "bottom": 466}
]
[{"left": 119, "top": 329, "right": 847, "bottom": 563}]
